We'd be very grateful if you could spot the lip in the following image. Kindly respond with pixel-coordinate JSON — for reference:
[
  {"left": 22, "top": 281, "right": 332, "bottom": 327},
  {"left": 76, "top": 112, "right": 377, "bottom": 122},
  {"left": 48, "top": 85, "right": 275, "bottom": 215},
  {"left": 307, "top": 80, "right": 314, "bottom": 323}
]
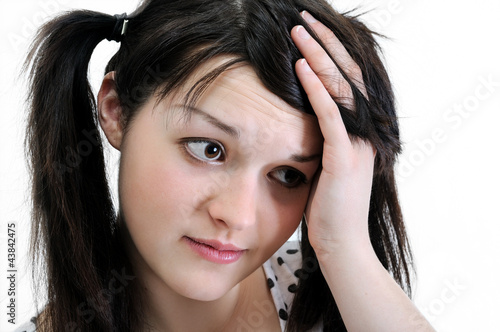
[{"left": 183, "top": 236, "right": 245, "bottom": 264}]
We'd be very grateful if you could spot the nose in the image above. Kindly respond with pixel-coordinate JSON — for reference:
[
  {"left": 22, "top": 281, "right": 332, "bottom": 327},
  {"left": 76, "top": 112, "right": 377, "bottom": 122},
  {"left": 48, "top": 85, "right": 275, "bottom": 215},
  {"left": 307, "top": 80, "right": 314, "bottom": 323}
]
[{"left": 206, "top": 170, "right": 260, "bottom": 230}]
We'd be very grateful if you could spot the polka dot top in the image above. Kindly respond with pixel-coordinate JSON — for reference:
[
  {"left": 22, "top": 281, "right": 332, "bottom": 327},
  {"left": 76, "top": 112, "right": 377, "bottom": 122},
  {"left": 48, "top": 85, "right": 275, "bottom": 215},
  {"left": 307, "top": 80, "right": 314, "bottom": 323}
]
[
  {"left": 12, "top": 316, "right": 36, "bottom": 332},
  {"left": 13, "top": 241, "right": 323, "bottom": 332},
  {"left": 263, "top": 241, "right": 323, "bottom": 332}
]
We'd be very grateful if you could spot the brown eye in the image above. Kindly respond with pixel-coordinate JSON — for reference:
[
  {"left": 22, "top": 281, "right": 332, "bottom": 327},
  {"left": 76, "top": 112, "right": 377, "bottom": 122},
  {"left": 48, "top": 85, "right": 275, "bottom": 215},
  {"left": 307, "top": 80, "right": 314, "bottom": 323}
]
[
  {"left": 204, "top": 143, "right": 221, "bottom": 159},
  {"left": 186, "top": 140, "right": 225, "bottom": 162},
  {"left": 269, "top": 168, "right": 307, "bottom": 188}
]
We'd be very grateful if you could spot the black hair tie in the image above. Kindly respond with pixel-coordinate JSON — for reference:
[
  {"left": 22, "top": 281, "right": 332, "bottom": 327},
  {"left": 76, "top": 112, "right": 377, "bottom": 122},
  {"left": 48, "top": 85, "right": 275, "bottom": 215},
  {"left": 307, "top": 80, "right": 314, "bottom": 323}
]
[{"left": 107, "top": 13, "right": 129, "bottom": 42}]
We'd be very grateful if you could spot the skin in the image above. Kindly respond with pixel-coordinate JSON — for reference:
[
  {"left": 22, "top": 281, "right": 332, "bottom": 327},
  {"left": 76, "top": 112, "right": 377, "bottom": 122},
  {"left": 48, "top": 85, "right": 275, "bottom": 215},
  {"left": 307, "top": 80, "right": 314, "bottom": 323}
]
[
  {"left": 98, "top": 10, "right": 434, "bottom": 332},
  {"left": 292, "top": 11, "right": 435, "bottom": 332},
  {"left": 99, "top": 58, "right": 322, "bottom": 331}
]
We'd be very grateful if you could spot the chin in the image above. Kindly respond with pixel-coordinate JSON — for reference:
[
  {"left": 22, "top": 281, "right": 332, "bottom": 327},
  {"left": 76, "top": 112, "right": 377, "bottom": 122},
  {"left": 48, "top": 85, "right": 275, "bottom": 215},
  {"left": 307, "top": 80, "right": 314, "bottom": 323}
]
[{"left": 172, "top": 273, "right": 241, "bottom": 302}]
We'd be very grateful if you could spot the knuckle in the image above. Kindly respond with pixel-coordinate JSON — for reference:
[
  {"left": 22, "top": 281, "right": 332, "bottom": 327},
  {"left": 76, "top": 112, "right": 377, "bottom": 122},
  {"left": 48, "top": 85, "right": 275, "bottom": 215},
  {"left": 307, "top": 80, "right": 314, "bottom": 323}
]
[
  {"left": 316, "top": 25, "right": 336, "bottom": 44},
  {"left": 336, "top": 80, "right": 353, "bottom": 100},
  {"left": 347, "top": 64, "right": 363, "bottom": 80},
  {"left": 309, "top": 78, "right": 325, "bottom": 94},
  {"left": 308, "top": 46, "right": 329, "bottom": 65}
]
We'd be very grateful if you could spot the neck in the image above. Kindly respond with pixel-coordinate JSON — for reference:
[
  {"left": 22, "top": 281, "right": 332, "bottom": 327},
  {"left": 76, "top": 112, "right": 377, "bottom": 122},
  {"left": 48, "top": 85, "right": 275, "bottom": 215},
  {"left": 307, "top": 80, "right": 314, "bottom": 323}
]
[{"left": 140, "top": 266, "right": 262, "bottom": 332}]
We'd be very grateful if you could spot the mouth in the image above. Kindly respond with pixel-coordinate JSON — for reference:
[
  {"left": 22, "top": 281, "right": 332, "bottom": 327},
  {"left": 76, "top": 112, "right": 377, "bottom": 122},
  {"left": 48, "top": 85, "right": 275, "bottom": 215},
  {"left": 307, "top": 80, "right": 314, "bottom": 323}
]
[{"left": 183, "top": 236, "right": 245, "bottom": 264}]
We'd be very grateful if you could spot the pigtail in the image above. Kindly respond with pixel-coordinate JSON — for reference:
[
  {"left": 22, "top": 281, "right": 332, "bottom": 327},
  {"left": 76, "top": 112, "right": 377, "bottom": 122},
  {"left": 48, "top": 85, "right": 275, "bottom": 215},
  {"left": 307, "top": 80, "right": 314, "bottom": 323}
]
[
  {"left": 24, "top": 11, "right": 125, "bottom": 331},
  {"left": 20, "top": 1, "right": 415, "bottom": 331}
]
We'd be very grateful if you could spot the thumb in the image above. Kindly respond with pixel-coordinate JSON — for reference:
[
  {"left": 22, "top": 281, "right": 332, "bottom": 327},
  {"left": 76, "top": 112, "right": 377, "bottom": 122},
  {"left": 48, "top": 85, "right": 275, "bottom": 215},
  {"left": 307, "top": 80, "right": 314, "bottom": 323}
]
[{"left": 304, "top": 165, "right": 322, "bottom": 225}]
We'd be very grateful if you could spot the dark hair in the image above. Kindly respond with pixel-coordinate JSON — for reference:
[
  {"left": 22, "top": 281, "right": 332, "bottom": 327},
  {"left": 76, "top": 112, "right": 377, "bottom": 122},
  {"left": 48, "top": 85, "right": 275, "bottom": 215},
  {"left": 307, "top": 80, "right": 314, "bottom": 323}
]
[{"left": 24, "top": 0, "right": 413, "bottom": 331}]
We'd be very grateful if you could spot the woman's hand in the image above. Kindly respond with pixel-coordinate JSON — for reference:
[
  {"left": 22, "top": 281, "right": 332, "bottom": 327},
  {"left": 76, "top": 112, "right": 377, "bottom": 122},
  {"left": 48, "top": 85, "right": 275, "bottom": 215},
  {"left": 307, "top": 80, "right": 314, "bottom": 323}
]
[
  {"left": 290, "top": 13, "right": 436, "bottom": 331},
  {"left": 291, "top": 11, "right": 376, "bottom": 260}
]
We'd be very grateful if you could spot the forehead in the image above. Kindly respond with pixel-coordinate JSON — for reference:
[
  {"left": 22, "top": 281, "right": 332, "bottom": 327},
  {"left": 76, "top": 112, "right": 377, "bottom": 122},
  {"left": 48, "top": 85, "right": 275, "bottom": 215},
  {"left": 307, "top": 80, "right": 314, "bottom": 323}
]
[
  {"left": 205, "top": 64, "right": 300, "bottom": 120},
  {"left": 166, "top": 59, "right": 322, "bottom": 148}
]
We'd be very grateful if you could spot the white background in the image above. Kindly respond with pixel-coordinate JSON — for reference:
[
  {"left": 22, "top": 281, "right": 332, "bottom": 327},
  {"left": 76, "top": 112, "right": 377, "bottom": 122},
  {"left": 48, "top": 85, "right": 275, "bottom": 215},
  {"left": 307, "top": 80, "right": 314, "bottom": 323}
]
[{"left": 1, "top": 0, "right": 499, "bottom": 331}]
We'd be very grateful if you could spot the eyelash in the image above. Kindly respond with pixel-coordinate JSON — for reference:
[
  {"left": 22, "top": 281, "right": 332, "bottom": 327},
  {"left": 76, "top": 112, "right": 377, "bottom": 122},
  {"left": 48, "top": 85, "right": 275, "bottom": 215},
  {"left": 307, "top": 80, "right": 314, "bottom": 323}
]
[
  {"left": 269, "top": 168, "right": 308, "bottom": 189},
  {"left": 180, "top": 138, "right": 308, "bottom": 189},
  {"left": 181, "top": 138, "right": 226, "bottom": 163}
]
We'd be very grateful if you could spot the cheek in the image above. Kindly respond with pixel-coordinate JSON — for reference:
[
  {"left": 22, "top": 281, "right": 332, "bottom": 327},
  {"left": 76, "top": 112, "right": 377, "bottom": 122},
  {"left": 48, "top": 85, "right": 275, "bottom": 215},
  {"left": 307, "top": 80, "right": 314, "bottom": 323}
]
[
  {"left": 120, "top": 159, "right": 183, "bottom": 223},
  {"left": 257, "top": 188, "right": 308, "bottom": 254},
  {"left": 117, "top": 130, "right": 193, "bottom": 252},
  {"left": 269, "top": 184, "right": 310, "bottom": 223}
]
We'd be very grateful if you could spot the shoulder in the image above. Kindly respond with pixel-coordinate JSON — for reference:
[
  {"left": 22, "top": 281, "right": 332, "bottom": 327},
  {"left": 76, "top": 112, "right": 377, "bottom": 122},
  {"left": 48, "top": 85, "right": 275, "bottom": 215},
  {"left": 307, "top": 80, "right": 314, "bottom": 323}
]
[
  {"left": 265, "top": 240, "right": 303, "bottom": 291},
  {"left": 263, "top": 241, "right": 303, "bottom": 329},
  {"left": 264, "top": 241, "right": 324, "bottom": 332},
  {"left": 264, "top": 240, "right": 303, "bottom": 296},
  {"left": 11, "top": 316, "right": 37, "bottom": 332}
]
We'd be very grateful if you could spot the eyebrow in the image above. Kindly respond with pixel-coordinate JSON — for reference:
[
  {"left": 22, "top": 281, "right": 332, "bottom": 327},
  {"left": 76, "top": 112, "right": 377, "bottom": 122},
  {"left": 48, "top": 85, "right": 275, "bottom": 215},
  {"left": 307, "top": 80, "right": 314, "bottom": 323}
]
[
  {"left": 290, "top": 153, "right": 322, "bottom": 163},
  {"left": 179, "top": 105, "right": 322, "bottom": 163},
  {"left": 183, "top": 105, "right": 240, "bottom": 139}
]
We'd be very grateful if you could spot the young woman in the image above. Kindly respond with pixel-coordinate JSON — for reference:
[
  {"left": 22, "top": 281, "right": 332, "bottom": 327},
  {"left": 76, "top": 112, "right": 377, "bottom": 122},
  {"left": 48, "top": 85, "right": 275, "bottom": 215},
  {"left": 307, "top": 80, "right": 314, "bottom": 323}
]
[{"left": 19, "top": 0, "right": 435, "bottom": 331}]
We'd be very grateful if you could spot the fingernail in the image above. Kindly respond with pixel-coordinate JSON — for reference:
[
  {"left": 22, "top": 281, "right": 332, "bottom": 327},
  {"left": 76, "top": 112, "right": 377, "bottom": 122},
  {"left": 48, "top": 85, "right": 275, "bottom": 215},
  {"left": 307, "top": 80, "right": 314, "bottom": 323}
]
[
  {"left": 300, "top": 59, "right": 312, "bottom": 72},
  {"left": 297, "top": 26, "right": 310, "bottom": 40},
  {"left": 301, "top": 10, "right": 318, "bottom": 24}
]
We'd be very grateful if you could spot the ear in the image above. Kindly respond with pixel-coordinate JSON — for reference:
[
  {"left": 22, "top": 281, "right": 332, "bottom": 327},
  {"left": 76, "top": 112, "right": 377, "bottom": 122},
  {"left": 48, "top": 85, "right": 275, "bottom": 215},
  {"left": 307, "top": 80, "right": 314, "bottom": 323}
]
[{"left": 98, "top": 72, "right": 123, "bottom": 150}]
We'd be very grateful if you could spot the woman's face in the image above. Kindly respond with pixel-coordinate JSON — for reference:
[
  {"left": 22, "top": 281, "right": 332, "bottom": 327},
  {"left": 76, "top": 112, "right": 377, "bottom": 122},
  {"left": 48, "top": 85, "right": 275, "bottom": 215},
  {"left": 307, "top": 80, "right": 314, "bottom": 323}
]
[{"left": 118, "top": 60, "right": 323, "bottom": 302}]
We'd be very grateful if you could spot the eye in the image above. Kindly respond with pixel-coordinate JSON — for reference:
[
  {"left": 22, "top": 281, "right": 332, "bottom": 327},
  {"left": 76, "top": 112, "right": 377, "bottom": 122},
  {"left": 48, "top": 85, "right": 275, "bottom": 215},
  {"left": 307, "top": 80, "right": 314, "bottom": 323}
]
[
  {"left": 269, "top": 168, "right": 307, "bottom": 188},
  {"left": 185, "top": 139, "right": 225, "bottom": 162}
]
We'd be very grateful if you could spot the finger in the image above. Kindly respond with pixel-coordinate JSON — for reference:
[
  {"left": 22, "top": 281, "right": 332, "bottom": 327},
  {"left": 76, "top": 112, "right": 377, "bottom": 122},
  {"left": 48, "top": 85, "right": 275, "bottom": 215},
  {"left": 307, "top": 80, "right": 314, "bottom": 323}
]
[
  {"left": 295, "top": 58, "right": 351, "bottom": 148},
  {"left": 304, "top": 165, "right": 321, "bottom": 217},
  {"left": 294, "top": 11, "right": 368, "bottom": 99},
  {"left": 301, "top": 11, "right": 362, "bottom": 84},
  {"left": 291, "top": 25, "right": 353, "bottom": 104}
]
